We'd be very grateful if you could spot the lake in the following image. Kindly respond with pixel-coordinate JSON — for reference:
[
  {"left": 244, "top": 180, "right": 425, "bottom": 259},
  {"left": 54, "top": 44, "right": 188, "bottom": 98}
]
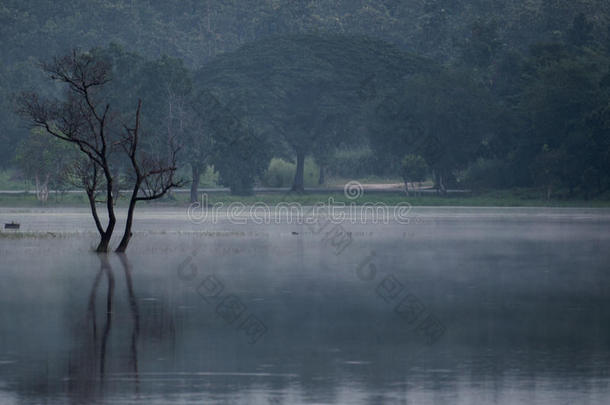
[{"left": 1, "top": 206, "right": 609, "bottom": 404}]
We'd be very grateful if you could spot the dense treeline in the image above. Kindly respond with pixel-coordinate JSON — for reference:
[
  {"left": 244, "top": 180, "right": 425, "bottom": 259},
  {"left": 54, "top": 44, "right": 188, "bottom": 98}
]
[{"left": 2, "top": 0, "right": 610, "bottom": 198}]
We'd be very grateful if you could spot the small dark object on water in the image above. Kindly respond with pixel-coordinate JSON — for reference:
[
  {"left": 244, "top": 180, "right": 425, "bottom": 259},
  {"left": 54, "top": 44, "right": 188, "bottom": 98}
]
[
  {"left": 4, "top": 222, "right": 20, "bottom": 230},
  {"left": 292, "top": 231, "right": 299, "bottom": 235}
]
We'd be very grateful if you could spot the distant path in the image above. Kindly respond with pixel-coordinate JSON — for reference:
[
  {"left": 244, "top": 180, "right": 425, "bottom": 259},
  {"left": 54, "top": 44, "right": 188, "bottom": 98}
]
[{"left": 0, "top": 185, "right": 471, "bottom": 195}]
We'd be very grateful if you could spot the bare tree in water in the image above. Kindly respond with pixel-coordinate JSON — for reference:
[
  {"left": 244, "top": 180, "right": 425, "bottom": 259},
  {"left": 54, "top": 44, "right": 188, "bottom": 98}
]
[{"left": 18, "top": 50, "right": 180, "bottom": 252}]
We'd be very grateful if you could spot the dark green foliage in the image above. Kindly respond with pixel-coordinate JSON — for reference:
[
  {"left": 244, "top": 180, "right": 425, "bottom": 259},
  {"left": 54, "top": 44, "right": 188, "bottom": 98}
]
[
  {"left": 195, "top": 34, "right": 430, "bottom": 191},
  {"left": 461, "top": 19, "right": 501, "bottom": 68},
  {"left": 261, "top": 158, "right": 318, "bottom": 188},
  {"left": 400, "top": 155, "right": 428, "bottom": 185},
  {"left": 2, "top": 1, "right": 610, "bottom": 198},
  {"left": 517, "top": 42, "right": 609, "bottom": 196},
  {"left": 461, "top": 158, "right": 514, "bottom": 190},
  {"left": 568, "top": 13, "right": 594, "bottom": 47},
  {"left": 325, "top": 148, "right": 387, "bottom": 178},
  {"left": 369, "top": 69, "right": 495, "bottom": 191},
  {"left": 14, "top": 130, "right": 78, "bottom": 193},
  {"left": 189, "top": 90, "right": 271, "bottom": 195}
]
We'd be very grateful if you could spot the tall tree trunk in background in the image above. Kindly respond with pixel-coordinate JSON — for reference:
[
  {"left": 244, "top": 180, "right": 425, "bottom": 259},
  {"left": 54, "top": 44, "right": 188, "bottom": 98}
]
[
  {"left": 292, "top": 150, "right": 305, "bottom": 192},
  {"left": 35, "top": 173, "right": 50, "bottom": 202},
  {"left": 318, "top": 165, "right": 325, "bottom": 185},
  {"left": 439, "top": 172, "right": 447, "bottom": 195},
  {"left": 112, "top": 167, "right": 120, "bottom": 200},
  {"left": 190, "top": 164, "right": 201, "bottom": 203},
  {"left": 433, "top": 169, "right": 447, "bottom": 195},
  {"left": 35, "top": 175, "right": 40, "bottom": 200}
]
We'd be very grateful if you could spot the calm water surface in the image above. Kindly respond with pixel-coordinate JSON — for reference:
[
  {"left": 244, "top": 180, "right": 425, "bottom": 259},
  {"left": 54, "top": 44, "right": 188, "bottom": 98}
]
[{"left": 0, "top": 206, "right": 609, "bottom": 404}]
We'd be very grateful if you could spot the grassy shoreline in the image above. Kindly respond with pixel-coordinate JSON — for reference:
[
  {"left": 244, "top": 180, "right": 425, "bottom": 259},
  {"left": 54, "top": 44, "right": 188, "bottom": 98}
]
[{"left": 1, "top": 189, "right": 610, "bottom": 208}]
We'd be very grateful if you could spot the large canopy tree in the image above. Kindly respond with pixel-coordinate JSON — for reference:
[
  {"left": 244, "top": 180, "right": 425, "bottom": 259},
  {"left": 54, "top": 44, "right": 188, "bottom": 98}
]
[
  {"left": 195, "top": 34, "right": 431, "bottom": 191},
  {"left": 189, "top": 89, "right": 272, "bottom": 195},
  {"left": 368, "top": 69, "right": 496, "bottom": 192},
  {"left": 518, "top": 41, "right": 610, "bottom": 197},
  {"left": 4, "top": 2, "right": 610, "bottom": 197}
]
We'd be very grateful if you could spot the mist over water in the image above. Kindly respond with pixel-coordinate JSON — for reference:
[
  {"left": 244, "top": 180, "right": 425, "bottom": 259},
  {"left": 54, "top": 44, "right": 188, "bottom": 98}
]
[
  {"left": 2, "top": 1, "right": 610, "bottom": 403},
  {"left": 1, "top": 207, "right": 609, "bottom": 404}
]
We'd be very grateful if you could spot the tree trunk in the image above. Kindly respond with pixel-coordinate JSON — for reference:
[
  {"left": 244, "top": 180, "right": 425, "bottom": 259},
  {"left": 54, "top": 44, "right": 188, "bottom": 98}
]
[
  {"left": 35, "top": 174, "right": 50, "bottom": 202},
  {"left": 98, "top": 173, "right": 117, "bottom": 253},
  {"left": 35, "top": 174, "right": 41, "bottom": 201},
  {"left": 42, "top": 174, "right": 49, "bottom": 202},
  {"left": 112, "top": 167, "right": 120, "bottom": 200},
  {"left": 96, "top": 232, "right": 112, "bottom": 253},
  {"left": 89, "top": 171, "right": 116, "bottom": 253},
  {"left": 291, "top": 150, "right": 305, "bottom": 193},
  {"left": 116, "top": 183, "right": 140, "bottom": 253},
  {"left": 86, "top": 190, "right": 105, "bottom": 245},
  {"left": 318, "top": 165, "right": 325, "bottom": 185},
  {"left": 190, "top": 164, "right": 201, "bottom": 203},
  {"left": 86, "top": 168, "right": 115, "bottom": 253},
  {"left": 436, "top": 170, "right": 447, "bottom": 195}
]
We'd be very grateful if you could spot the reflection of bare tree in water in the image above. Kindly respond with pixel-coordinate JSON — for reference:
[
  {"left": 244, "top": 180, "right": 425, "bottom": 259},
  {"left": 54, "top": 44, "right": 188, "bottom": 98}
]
[
  {"left": 99, "top": 254, "right": 114, "bottom": 385},
  {"left": 67, "top": 254, "right": 140, "bottom": 403},
  {"left": 118, "top": 253, "right": 140, "bottom": 393}
]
